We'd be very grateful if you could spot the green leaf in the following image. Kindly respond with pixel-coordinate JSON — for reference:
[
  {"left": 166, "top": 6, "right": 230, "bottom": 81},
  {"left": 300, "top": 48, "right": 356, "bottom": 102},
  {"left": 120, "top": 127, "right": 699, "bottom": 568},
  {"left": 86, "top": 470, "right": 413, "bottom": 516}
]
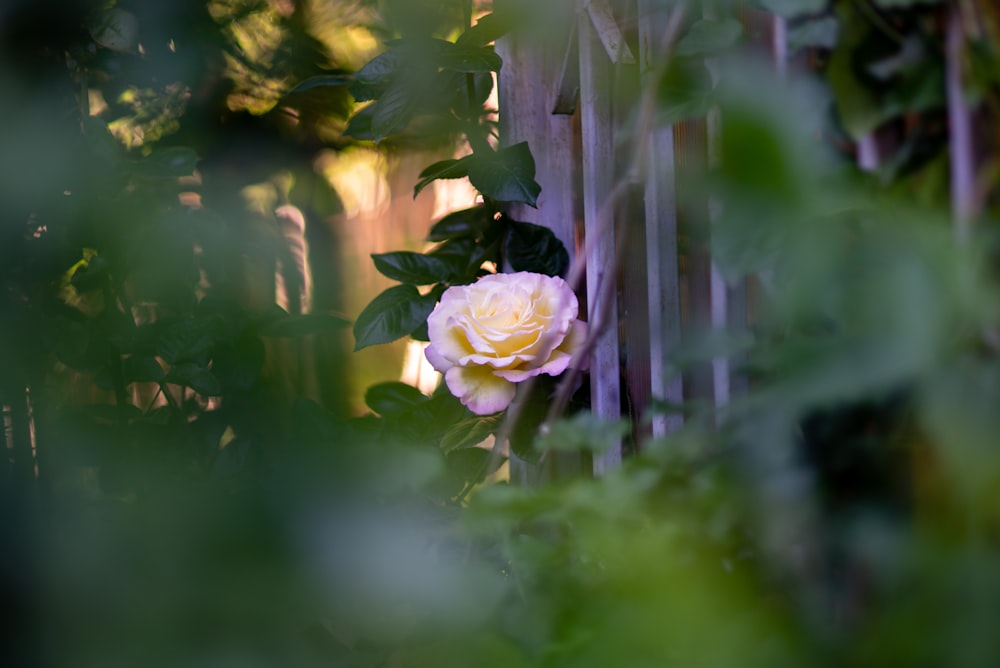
[
  {"left": 70, "top": 254, "right": 109, "bottom": 292},
  {"left": 656, "top": 58, "right": 715, "bottom": 126},
  {"left": 450, "top": 70, "right": 494, "bottom": 117},
  {"left": 446, "top": 446, "right": 503, "bottom": 487},
  {"left": 89, "top": 8, "right": 139, "bottom": 52},
  {"left": 122, "top": 355, "right": 164, "bottom": 384},
  {"left": 409, "top": 390, "right": 470, "bottom": 443},
  {"left": 372, "top": 251, "right": 456, "bottom": 285},
  {"left": 414, "top": 156, "right": 473, "bottom": 198},
  {"left": 166, "top": 362, "right": 222, "bottom": 396},
  {"left": 157, "top": 318, "right": 217, "bottom": 364},
  {"left": 441, "top": 415, "right": 500, "bottom": 453},
  {"left": 353, "top": 285, "right": 438, "bottom": 350},
  {"left": 371, "top": 78, "right": 419, "bottom": 140},
  {"left": 427, "top": 205, "right": 495, "bottom": 242},
  {"left": 287, "top": 74, "right": 353, "bottom": 95},
  {"left": 211, "top": 335, "right": 265, "bottom": 391},
  {"left": 364, "top": 381, "right": 429, "bottom": 416},
  {"left": 350, "top": 49, "right": 404, "bottom": 101},
  {"left": 438, "top": 45, "right": 502, "bottom": 73},
  {"left": 467, "top": 142, "right": 541, "bottom": 207},
  {"left": 826, "top": 8, "right": 882, "bottom": 140},
  {"left": 259, "top": 311, "right": 351, "bottom": 337},
  {"left": 504, "top": 218, "right": 569, "bottom": 277},
  {"left": 131, "top": 147, "right": 199, "bottom": 180},
  {"left": 675, "top": 19, "right": 743, "bottom": 58},
  {"left": 344, "top": 104, "right": 376, "bottom": 140},
  {"left": 456, "top": 12, "right": 518, "bottom": 46},
  {"left": 409, "top": 285, "right": 446, "bottom": 341}
]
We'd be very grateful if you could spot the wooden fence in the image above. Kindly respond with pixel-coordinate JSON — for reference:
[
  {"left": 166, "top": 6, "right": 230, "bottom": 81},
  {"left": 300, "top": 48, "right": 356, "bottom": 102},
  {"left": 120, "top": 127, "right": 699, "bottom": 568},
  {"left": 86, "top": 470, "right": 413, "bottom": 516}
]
[{"left": 495, "top": 0, "right": 979, "bottom": 478}]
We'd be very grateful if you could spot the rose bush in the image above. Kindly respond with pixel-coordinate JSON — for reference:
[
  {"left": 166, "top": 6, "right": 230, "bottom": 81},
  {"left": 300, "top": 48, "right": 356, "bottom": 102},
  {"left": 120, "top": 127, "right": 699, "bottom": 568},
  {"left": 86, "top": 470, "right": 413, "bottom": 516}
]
[{"left": 425, "top": 272, "right": 588, "bottom": 415}]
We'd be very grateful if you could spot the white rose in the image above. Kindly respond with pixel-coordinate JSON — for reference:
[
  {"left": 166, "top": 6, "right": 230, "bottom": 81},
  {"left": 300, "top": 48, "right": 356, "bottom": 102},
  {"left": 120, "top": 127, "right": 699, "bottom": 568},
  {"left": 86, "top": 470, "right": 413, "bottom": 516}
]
[{"left": 425, "top": 272, "right": 588, "bottom": 415}]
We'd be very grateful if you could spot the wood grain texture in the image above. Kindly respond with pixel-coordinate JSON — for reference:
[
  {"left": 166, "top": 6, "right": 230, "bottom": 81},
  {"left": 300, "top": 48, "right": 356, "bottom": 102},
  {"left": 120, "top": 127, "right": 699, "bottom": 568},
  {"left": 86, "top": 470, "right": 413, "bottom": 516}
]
[{"left": 579, "top": 7, "right": 622, "bottom": 475}]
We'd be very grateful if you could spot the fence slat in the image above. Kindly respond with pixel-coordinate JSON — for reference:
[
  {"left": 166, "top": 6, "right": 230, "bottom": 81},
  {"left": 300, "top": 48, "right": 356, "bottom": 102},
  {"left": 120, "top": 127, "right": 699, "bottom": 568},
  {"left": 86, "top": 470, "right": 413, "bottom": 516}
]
[
  {"left": 637, "top": 0, "right": 684, "bottom": 438},
  {"left": 579, "top": 4, "right": 622, "bottom": 474},
  {"left": 946, "top": 6, "right": 976, "bottom": 238},
  {"left": 496, "top": 10, "right": 583, "bottom": 482}
]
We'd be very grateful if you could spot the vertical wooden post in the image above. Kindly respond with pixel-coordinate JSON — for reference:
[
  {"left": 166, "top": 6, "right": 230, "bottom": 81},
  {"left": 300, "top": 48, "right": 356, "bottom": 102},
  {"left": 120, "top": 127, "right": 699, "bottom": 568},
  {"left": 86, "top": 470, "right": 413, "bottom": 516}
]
[
  {"left": 637, "top": 0, "right": 684, "bottom": 438},
  {"left": 495, "top": 7, "right": 577, "bottom": 259},
  {"left": 578, "top": 2, "right": 622, "bottom": 474},
  {"left": 495, "top": 3, "right": 583, "bottom": 481},
  {"left": 946, "top": 6, "right": 976, "bottom": 239}
]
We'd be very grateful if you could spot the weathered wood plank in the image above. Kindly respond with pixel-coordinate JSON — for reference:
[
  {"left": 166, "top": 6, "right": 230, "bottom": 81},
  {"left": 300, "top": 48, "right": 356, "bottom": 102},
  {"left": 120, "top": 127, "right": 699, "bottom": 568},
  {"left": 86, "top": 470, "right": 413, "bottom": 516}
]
[
  {"left": 637, "top": 0, "right": 684, "bottom": 438},
  {"left": 674, "top": 117, "right": 714, "bottom": 409},
  {"left": 946, "top": 6, "right": 977, "bottom": 239},
  {"left": 578, "top": 4, "right": 622, "bottom": 475},
  {"left": 496, "top": 18, "right": 577, "bottom": 257},
  {"left": 495, "top": 5, "right": 583, "bottom": 481},
  {"left": 584, "top": 0, "right": 635, "bottom": 65}
]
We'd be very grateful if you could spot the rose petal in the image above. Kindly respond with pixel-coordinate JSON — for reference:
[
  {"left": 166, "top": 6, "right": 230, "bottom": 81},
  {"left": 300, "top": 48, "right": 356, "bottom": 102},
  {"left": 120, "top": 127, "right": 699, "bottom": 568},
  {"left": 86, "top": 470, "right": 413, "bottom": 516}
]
[
  {"left": 427, "top": 288, "right": 477, "bottom": 363},
  {"left": 445, "top": 365, "right": 516, "bottom": 415},
  {"left": 424, "top": 342, "right": 453, "bottom": 372},
  {"left": 557, "top": 319, "right": 589, "bottom": 369},
  {"left": 461, "top": 352, "right": 537, "bottom": 369}
]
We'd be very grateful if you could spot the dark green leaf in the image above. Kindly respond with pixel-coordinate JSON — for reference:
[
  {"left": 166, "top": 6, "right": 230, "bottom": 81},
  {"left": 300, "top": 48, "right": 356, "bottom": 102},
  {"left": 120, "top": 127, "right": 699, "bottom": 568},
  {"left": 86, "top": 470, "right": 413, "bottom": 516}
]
[
  {"left": 70, "top": 254, "right": 109, "bottom": 292},
  {"left": 427, "top": 205, "right": 494, "bottom": 242},
  {"left": 504, "top": 218, "right": 569, "bottom": 277},
  {"left": 450, "top": 70, "right": 494, "bottom": 117},
  {"left": 410, "top": 319, "right": 431, "bottom": 342},
  {"left": 355, "top": 49, "right": 402, "bottom": 83},
  {"left": 353, "top": 285, "right": 438, "bottom": 350},
  {"left": 656, "top": 58, "right": 715, "bottom": 126},
  {"left": 675, "top": 19, "right": 743, "bottom": 58},
  {"left": 131, "top": 147, "right": 199, "bottom": 180},
  {"left": 456, "top": 12, "right": 518, "bottom": 46},
  {"left": 166, "top": 362, "right": 222, "bottom": 396},
  {"left": 438, "top": 45, "right": 502, "bottom": 73},
  {"left": 414, "top": 156, "right": 473, "bottom": 198},
  {"left": 446, "top": 447, "right": 504, "bottom": 489},
  {"left": 409, "top": 390, "right": 470, "bottom": 442},
  {"left": 826, "top": 9, "right": 882, "bottom": 140},
  {"left": 364, "top": 381, "right": 429, "bottom": 416},
  {"left": 467, "top": 142, "right": 541, "bottom": 207},
  {"left": 212, "top": 335, "right": 265, "bottom": 391},
  {"left": 122, "top": 355, "right": 164, "bottom": 384},
  {"left": 344, "top": 104, "right": 376, "bottom": 140},
  {"left": 371, "top": 78, "right": 419, "bottom": 140},
  {"left": 372, "top": 251, "right": 456, "bottom": 285},
  {"left": 157, "top": 318, "right": 217, "bottom": 364},
  {"left": 287, "top": 74, "right": 353, "bottom": 95},
  {"left": 441, "top": 415, "right": 501, "bottom": 453}
]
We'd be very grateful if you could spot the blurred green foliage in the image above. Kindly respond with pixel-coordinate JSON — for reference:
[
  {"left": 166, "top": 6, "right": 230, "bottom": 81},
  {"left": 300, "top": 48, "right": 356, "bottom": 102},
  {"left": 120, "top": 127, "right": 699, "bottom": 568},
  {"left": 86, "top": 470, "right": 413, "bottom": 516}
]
[{"left": 5, "top": 1, "right": 1000, "bottom": 668}]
